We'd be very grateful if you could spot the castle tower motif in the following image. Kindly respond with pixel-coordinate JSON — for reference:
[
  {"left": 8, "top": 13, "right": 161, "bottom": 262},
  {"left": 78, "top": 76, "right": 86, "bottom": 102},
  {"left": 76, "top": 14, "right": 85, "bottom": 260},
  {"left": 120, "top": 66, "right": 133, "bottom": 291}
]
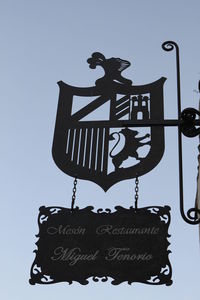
[
  {"left": 109, "top": 93, "right": 150, "bottom": 121},
  {"left": 131, "top": 95, "right": 150, "bottom": 120}
]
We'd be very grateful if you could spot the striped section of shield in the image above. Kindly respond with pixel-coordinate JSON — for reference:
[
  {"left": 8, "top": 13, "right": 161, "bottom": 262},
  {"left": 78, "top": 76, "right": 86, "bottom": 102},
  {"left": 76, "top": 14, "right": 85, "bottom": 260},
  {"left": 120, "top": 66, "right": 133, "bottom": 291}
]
[{"left": 66, "top": 127, "right": 109, "bottom": 175}]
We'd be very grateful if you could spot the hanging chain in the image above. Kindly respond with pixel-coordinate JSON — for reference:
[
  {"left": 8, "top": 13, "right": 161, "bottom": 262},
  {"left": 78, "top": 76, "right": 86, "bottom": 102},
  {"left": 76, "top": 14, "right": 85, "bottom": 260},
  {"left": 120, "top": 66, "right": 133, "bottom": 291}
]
[
  {"left": 71, "top": 176, "right": 78, "bottom": 210},
  {"left": 134, "top": 176, "right": 139, "bottom": 210}
]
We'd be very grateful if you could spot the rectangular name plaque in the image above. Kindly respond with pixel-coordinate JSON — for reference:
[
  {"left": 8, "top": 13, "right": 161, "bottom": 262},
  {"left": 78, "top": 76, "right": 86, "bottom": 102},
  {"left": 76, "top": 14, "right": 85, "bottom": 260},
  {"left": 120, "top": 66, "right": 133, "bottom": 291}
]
[{"left": 30, "top": 205, "right": 172, "bottom": 285}]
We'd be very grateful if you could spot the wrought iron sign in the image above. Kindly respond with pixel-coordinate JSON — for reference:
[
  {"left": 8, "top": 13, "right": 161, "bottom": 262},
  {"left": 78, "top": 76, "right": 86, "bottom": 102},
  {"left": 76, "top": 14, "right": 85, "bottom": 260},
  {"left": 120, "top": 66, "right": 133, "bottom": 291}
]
[
  {"left": 30, "top": 206, "right": 172, "bottom": 285},
  {"left": 30, "top": 41, "right": 200, "bottom": 286},
  {"left": 52, "top": 53, "right": 166, "bottom": 191}
]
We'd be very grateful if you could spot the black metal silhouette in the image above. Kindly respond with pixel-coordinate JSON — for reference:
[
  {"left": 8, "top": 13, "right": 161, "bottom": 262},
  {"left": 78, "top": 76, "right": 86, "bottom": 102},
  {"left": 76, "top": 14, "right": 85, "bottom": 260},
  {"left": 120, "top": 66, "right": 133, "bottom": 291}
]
[
  {"left": 109, "top": 128, "right": 151, "bottom": 170},
  {"left": 180, "top": 108, "right": 200, "bottom": 137},
  {"left": 162, "top": 41, "right": 200, "bottom": 225},
  {"left": 52, "top": 68, "right": 165, "bottom": 191},
  {"left": 87, "top": 52, "right": 132, "bottom": 86},
  {"left": 30, "top": 205, "right": 172, "bottom": 286}
]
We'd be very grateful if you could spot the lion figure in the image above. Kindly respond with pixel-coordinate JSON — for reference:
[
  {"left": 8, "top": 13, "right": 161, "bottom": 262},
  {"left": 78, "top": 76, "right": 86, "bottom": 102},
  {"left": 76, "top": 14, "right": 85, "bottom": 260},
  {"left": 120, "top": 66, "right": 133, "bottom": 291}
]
[{"left": 109, "top": 127, "right": 151, "bottom": 170}]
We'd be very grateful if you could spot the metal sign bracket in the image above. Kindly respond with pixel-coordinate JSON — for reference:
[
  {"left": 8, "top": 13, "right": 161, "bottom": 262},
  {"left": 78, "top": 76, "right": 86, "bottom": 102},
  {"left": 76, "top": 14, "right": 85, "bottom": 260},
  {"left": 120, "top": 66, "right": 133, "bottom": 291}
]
[{"left": 124, "top": 41, "right": 200, "bottom": 225}]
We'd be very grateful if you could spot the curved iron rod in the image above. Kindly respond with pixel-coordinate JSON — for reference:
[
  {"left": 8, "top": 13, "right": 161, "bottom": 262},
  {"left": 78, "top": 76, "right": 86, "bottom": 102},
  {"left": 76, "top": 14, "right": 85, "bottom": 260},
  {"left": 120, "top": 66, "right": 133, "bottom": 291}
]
[{"left": 162, "top": 41, "right": 200, "bottom": 224}]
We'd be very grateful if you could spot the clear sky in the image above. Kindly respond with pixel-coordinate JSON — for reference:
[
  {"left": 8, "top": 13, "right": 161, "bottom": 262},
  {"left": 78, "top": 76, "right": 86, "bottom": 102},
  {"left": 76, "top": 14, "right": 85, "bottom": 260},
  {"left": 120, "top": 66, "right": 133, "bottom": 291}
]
[{"left": 1, "top": 0, "right": 200, "bottom": 299}]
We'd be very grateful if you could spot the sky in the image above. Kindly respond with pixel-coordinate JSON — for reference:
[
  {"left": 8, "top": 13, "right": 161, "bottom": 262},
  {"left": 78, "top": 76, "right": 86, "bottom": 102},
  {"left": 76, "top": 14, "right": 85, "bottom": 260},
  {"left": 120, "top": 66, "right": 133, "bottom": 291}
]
[{"left": 1, "top": 0, "right": 200, "bottom": 299}]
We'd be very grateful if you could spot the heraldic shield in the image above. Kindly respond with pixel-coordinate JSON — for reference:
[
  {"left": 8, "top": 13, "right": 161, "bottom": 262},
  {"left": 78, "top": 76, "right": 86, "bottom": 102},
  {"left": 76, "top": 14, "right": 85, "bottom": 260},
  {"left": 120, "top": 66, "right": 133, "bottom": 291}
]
[
  {"left": 52, "top": 54, "right": 166, "bottom": 191},
  {"left": 52, "top": 82, "right": 166, "bottom": 191}
]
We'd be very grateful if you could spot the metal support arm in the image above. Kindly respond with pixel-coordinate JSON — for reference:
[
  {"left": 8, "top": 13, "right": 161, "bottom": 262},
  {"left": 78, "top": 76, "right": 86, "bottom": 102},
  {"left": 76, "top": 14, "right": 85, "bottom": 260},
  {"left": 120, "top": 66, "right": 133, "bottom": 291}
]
[{"left": 162, "top": 41, "right": 200, "bottom": 224}]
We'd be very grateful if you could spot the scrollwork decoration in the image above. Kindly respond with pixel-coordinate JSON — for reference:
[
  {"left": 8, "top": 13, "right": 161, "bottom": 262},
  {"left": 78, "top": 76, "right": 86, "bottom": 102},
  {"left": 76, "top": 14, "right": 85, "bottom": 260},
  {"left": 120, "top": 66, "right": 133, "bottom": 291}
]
[
  {"left": 181, "top": 108, "right": 200, "bottom": 137},
  {"left": 30, "top": 205, "right": 172, "bottom": 286},
  {"left": 162, "top": 40, "right": 200, "bottom": 225}
]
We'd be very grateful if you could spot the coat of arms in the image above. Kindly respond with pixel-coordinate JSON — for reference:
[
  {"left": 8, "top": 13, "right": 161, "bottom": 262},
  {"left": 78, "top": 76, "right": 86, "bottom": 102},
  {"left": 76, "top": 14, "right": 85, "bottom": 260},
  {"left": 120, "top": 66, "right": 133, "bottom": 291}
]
[{"left": 52, "top": 52, "right": 166, "bottom": 191}]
